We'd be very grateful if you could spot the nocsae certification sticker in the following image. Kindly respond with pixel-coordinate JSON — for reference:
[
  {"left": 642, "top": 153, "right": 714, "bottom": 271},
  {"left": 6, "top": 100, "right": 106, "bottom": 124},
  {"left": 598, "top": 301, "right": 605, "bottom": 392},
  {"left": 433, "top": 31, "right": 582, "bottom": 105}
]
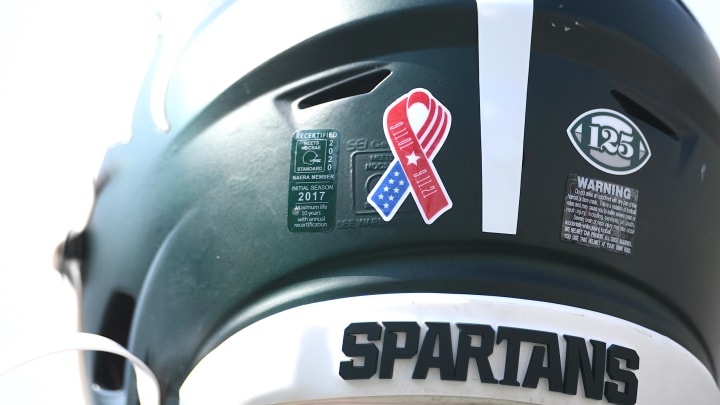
[{"left": 287, "top": 130, "right": 339, "bottom": 232}]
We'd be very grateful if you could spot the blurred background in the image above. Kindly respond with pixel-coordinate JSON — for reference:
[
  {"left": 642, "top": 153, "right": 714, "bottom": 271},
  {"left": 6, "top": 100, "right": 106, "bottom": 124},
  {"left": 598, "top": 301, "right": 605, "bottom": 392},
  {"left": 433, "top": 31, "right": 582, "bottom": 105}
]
[
  {"left": 0, "top": 0, "right": 157, "bottom": 402},
  {"left": 0, "top": 0, "right": 718, "bottom": 403}
]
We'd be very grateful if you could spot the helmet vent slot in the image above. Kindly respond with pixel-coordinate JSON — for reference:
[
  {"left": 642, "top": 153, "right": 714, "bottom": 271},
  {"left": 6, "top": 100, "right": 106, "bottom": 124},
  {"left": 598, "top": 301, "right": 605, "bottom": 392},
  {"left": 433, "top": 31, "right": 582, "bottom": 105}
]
[
  {"left": 92, "top": 291, "right": 136, "bottom": 390},
  {"left": 298, "top": 69, "right": 391, "bottom": 109},
  {"left": 611, "top": 89, "right": 679, "bottom": 141}
]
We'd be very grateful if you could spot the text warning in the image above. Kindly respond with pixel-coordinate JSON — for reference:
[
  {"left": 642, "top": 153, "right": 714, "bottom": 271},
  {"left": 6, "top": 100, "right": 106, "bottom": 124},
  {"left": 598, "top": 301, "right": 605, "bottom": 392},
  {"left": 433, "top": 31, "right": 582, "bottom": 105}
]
[{"left": 561, "top": 174, "right": 639, "bottom": 255}]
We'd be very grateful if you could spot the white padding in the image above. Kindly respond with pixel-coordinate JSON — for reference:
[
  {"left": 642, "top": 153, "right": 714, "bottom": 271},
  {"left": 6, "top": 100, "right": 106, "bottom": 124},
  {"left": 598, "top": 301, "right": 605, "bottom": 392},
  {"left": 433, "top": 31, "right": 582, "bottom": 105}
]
[{"left": 180, "top": 293, "right": 720, "bottom": 405}]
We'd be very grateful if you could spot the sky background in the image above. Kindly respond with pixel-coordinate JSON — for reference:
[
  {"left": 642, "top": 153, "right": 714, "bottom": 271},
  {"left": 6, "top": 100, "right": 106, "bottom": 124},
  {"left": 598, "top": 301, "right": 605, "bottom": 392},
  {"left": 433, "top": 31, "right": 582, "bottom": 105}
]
[{"left": 0, "top": 1, "right": 718, "bottom": 403}]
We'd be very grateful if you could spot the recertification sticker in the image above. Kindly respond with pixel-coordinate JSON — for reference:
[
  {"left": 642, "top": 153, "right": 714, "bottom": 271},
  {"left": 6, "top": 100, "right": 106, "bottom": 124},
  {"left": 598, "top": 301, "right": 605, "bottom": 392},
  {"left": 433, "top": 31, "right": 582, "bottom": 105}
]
[{"left": 287, "top": 130, "right": 338, "bottom": 232}]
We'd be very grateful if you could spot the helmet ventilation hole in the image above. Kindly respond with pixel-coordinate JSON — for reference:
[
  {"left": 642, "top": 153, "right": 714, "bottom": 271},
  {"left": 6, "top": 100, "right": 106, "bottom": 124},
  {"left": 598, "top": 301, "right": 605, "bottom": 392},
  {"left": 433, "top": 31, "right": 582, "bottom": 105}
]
[
  {"left": 92, "top": 291, "right": 136, "bottom": 390},
  {"left": 298, "top": 69, "right": 391, "bottom": 109},
  {"left": 611, "top": 89, "right": 678, "bottom": 140}
]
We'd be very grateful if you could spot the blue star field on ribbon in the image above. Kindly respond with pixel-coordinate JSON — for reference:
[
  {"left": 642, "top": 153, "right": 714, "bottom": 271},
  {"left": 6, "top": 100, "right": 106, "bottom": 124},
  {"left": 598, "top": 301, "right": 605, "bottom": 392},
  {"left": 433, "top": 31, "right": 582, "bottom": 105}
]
[{"left": 368, "top": 160, "right": 411, "bottom": 220}]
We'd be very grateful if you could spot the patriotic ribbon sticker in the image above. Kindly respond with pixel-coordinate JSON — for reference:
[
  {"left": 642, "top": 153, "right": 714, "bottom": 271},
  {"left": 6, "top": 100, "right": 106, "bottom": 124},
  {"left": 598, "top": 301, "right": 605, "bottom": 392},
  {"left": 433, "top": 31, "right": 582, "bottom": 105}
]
[{"left": 367, "top": 88, "right": 452, "bottom": 224}]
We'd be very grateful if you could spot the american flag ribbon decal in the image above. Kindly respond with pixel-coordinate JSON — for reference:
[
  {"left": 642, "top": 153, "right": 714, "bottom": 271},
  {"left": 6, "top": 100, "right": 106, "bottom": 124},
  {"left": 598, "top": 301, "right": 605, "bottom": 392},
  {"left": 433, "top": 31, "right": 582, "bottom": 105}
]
[{"left": 367, "top": 88, "right": 452, "bottom": 224}]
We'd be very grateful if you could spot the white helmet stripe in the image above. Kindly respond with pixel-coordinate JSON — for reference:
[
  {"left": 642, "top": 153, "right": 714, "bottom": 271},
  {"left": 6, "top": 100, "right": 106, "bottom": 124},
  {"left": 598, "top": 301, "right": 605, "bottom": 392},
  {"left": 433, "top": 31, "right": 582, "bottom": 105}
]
[{"left": 477, "top": 0, "right": 534, "bottom": 235}]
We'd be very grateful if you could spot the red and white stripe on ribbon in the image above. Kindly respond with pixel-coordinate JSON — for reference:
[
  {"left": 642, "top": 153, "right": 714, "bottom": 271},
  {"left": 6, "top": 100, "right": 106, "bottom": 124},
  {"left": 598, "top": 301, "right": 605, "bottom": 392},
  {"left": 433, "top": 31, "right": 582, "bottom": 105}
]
[{"left": 383, "top": 88, "right": 453, "bottom": 224}]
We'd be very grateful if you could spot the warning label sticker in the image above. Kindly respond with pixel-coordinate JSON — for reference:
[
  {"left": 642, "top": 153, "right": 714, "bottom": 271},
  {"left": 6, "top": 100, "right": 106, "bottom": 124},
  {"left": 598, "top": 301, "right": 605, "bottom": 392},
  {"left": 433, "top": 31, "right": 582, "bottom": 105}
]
[
  {"left": 287, "top": 130, "right": 338, "bottom": 232},
  {"left": 561, "top": 174, "right": 639, "bottom": 255}
]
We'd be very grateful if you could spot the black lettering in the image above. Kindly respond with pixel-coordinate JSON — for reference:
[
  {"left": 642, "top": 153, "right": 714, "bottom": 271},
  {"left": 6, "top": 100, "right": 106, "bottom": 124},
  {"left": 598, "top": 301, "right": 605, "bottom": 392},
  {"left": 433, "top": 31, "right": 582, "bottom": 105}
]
[
  {"left": 604, "top": 345, "right": 639, "bottom": 405},
  {"left": 339, "top": 322, "right": 381, "bottom": 380},
  {"left": 379, "top": 322, "right": 420, "bottom": 379},
  {"left": 496, "top": 327, "right": 523, "bottom": 386},
  {"left": 563, "top": 335, "right": 605, "bottom": 399},
  {"left": 338, "top": 321, "right": 639, "bottom": 404},
  {"left": 412, "top": 322, "right": 455, "bottom": 380},
  {"left": 454, "top": 323, "right": 497, "bottom": 383},
  {"left": 497, "top": 327, "right": 562, "bottom": 391},
  {"left": 520, "top": 331, "right": 563, "bottom": 393}
]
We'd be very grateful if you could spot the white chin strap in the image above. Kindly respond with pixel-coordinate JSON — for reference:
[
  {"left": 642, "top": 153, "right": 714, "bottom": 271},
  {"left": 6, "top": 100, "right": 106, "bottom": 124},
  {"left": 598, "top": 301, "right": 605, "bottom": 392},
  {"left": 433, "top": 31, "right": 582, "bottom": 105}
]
[{"left": 0, "top": 332, "right": 160, "bottom": 405}]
